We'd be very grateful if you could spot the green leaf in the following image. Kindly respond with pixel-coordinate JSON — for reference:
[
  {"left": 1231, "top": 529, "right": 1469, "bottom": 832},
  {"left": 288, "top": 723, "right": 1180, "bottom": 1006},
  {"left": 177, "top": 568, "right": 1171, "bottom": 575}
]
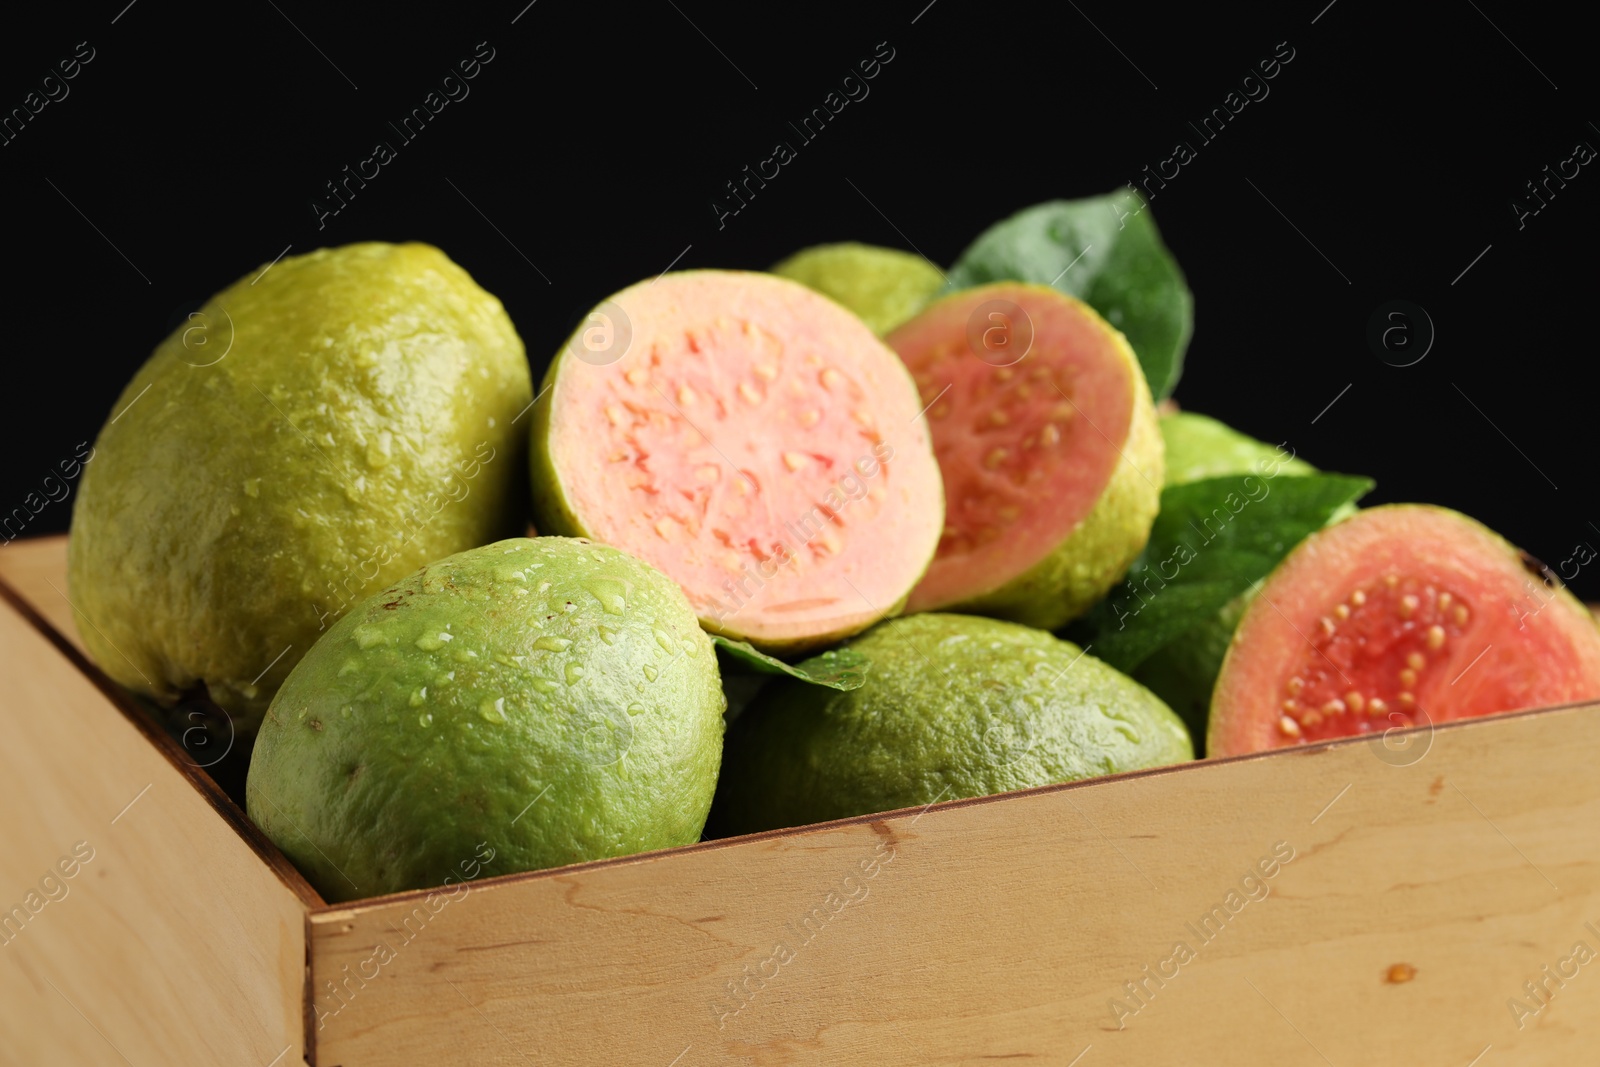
[
  {"left": 712, "top": 636, "right": 869, "bottom": 691},
  {"left": 945, "top": 192, "right": 1193, "bottom": 398},
  {"left": 1065, "top": 472, "right": 1374, "bottom": 672}
]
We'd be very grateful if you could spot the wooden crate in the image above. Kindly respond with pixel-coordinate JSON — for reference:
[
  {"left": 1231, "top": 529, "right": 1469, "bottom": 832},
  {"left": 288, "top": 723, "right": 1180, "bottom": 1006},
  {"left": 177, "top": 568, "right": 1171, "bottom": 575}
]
[{"left": 2, "top": 532, "right": 1597, "bottom": 1065}]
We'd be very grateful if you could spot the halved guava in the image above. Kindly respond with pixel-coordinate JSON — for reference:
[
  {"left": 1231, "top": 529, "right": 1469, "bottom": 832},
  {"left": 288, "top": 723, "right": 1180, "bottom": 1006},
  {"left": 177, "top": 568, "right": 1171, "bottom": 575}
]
[
  {"left": 887, "top": 282, "right": 1162, "bottom": 630},
  {"left": 1210, "top": 505, "right": 1600, "bottom": 757},
  {"left": 530, "top": 270, "right": 945, "bottom": 654}
]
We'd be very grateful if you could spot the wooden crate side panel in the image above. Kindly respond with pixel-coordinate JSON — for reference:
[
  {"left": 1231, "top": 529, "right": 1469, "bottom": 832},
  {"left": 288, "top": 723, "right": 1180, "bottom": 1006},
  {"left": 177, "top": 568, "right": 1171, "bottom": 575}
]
[
  {"left": 0, "top": 536, "right": 322, "bottom": 905},
  {"left": 0, "top": 598, "right": 309, "bottom": 1066},
  {"left": 0, "top": 535, "right": 84, "bottom": 654},
  {"left": 311, "top": 705, "right": 1600, "bottom": 1066}
]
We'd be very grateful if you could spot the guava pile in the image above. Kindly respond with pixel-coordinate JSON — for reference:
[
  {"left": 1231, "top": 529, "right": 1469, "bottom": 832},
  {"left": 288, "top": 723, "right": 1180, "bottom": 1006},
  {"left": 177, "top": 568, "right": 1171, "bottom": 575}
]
[{"left": 66, "top": 195, "right": 1600, "bottom": 902}]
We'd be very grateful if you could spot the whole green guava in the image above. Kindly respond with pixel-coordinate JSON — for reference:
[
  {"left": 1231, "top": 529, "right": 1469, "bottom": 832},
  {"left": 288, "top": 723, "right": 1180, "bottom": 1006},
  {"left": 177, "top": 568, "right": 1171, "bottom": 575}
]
[
  {"left": 771, "top": 242, "right": 945, "bottom": 335},
  {"left": 68, "top": 243, "right": 533, "bottom": 732},
  {"left": 246, "top": 537, "right": 726, "bottom": 902},
  {"left": 709, "top": 613, "right": 1190, "bottom": 835},
  {"left": 1157, "top": 411, "right": 1315, "bottom": 484}
]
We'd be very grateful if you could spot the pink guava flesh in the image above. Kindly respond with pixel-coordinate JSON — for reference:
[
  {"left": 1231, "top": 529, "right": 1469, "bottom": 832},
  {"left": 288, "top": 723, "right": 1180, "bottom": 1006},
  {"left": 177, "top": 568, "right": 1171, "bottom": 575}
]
[
  {"left": 1210, "top": 506, "right": 1600, "bottom": 757},
  {"left": 887, "top": 284, "right": 1138, "bottom": 612},
  {"left": 544, "top": 271, "right": 944, "bottom": 649}
]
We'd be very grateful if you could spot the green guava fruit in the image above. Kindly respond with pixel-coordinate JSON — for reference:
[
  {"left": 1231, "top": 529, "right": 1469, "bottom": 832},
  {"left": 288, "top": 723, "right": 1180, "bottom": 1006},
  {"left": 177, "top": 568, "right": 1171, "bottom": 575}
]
[
  {"left": 1209, "top": 505, "right": 1600, "bottom": 757},
  {"left": 246, "top": 537, "right": 725, "bottom": 902},
  {"left": 1158, "top": 411, "right": 1314, "bottom": 484},
  {"left": 1132, "top": 411, "right": 1350, "bottom": 744},
  {"left": 529, "top": 270, "right": 945, "bottom": 656},
  {"left": 770, "top": 242, "right": 945, "bottom": 335},
  {"left": 68, "top": 243, "right": 532, "bottom": 733},
  {"left": 886, "top": 282, "right": 1163, "bottom": 630},
  {"left": 708, "top": 613, "right": 1191, "bottom": 835}
]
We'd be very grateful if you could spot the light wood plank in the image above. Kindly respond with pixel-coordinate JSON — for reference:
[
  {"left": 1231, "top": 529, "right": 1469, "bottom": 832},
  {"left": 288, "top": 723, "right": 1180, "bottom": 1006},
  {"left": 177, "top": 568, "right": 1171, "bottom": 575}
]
[
  {"left": 0, "top": 591, "right": 311, "bottom": 1066},
  {"left": 311, "top": 702, "right": 1600, "bottom": 1065},
  {"left": 0, "top": 534, "right": 82, "bottom": 653}
]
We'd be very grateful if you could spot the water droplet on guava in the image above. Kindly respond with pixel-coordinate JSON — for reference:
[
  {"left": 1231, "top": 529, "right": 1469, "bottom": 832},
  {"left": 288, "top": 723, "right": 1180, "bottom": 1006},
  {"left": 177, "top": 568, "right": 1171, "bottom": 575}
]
[
  {"left": 1100, "top": 707, "right": 1140, "bottom": 743},
  {"left": 353, "top": 625, "right": 393, "bottom": 649},
  {"left": 534, "top": 636, "right": 572, "bottom": 652},
  {"left": 585, "top": 578, "right": 629, "bottom": 615},
  {"left": 415, "top": 631, "right": 453, "bottom": 652},
  {"left": 479, "top": 697, "right": 507, "bottom": 724},
  {"left": 366, "top": 431, "right": 393, "bottom": 468},
  {"left": 642, "top": 664, "right": 659, "bottom": 681},
  {"left": 564, "top": 662, "right": 585, "bottom": 685}
]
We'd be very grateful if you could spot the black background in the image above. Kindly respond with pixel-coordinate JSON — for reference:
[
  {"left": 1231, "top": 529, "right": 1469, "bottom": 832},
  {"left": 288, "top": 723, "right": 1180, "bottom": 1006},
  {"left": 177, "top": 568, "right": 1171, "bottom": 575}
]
[{"left": 3, "top": 2, "right": 1594, "bottom": 591}]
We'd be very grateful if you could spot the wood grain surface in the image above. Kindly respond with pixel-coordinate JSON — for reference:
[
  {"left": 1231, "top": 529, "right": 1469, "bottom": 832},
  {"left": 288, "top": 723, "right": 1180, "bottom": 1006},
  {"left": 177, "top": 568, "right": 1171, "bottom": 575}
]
[
  {"left": 0, "top": 574, "right": 310, "bottom": 1066},
  {"left": 311, "top": 701, "right": 1600, "bottom": 1065},
  {"left": 0, "top": 534, "right": 86, "bottom": 654}
]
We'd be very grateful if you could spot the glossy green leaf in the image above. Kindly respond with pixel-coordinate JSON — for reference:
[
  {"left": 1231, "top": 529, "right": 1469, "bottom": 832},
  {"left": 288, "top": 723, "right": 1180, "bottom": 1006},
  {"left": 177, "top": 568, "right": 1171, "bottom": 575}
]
[
  {"left": 712, "top": 636, "right": 869, "bottom": 691},
  {"left": 1065, "top": 472, "right": 1374, "bottom": 672},
  {"left": 945, "top": 191, "right": 1193, "bottom": 398}
]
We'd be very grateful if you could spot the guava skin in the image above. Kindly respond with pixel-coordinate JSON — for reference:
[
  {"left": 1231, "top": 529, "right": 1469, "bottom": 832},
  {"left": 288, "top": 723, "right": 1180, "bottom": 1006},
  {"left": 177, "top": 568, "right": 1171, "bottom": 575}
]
[
  {"left": 771, "top": 242, "right": 945, "bottom": 336},
  {"left": 1158, "top": 411, "right": 1315, "bottom": 485},
  {"left": 68, "top": 243, "right": 532, "bottom": 732},
  {"left": 246, "top": 537, "right": 725, "bottom": 902},
  {"left": 709, "top": 613, "right": 1191, "bottom": 835}
]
